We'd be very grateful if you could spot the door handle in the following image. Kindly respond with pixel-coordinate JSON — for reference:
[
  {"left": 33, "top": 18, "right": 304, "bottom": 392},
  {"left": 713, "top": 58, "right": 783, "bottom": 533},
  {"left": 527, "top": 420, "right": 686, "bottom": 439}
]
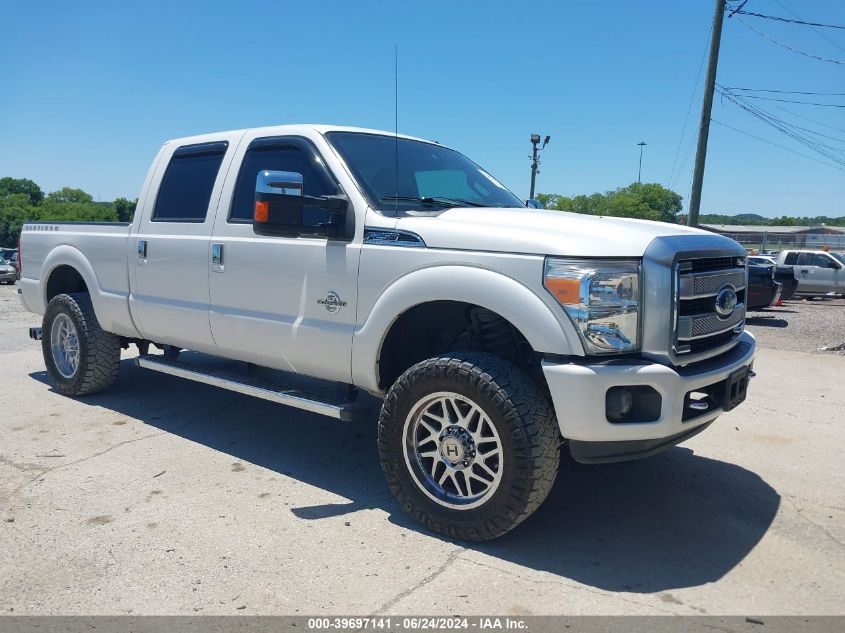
[
  {"left": 137, "top": 240, "right": 148, "bottom": 264},
  {"left": 211, "top": 243, "right": 224, "bottom": 272},
  {"left": 800, "top": 269, "right": 809, "bottom": 273}
]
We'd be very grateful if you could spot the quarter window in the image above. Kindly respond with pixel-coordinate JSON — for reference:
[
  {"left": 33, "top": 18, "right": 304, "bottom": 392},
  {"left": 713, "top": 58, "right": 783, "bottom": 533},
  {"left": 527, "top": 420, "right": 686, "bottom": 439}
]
[{"left": 152, "top": 142, "right": 228, "bottom": 222}]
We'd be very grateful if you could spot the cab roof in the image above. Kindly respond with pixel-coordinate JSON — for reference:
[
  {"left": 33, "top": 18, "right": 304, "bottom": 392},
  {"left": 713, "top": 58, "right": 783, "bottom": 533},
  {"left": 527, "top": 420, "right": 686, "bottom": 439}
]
[{"left": 164, "top": 124, "right": 436, "bottom": 148}]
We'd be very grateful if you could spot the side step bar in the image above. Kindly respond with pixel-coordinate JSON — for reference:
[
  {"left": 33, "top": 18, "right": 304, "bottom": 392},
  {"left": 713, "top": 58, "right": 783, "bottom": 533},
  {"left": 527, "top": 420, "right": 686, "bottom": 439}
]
[{"left": 135, "top": 355, "right": 366, "bottom": 422}]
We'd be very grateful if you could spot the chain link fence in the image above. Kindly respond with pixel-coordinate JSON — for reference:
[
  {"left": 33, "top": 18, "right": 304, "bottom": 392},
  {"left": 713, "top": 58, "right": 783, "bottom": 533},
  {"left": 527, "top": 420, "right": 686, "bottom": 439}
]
[{"left": 711, "top": 232, "right": 845, "bottom": 254}]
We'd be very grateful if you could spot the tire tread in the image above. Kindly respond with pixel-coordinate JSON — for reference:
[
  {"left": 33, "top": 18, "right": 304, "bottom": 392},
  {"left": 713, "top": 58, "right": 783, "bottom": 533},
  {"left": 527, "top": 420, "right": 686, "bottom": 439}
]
[{"left": 378, "top": 352, "right": 559, "bottom": 541}]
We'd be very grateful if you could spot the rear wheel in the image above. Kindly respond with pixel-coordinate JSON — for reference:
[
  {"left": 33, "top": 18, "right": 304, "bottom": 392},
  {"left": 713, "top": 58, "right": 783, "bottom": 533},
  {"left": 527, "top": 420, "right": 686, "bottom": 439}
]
[
  {"left": 42, "top": 293, "right": 121, "bottom": 396},
  {"left": 378, "top": 352, "right": 559, "bottom": 541}
]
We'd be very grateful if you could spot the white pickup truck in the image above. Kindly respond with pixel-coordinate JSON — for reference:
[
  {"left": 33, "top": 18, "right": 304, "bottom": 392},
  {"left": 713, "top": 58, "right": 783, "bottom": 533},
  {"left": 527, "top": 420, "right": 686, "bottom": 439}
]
[{"left": 19, "top": 125, "right": 755, "bottom": 540}]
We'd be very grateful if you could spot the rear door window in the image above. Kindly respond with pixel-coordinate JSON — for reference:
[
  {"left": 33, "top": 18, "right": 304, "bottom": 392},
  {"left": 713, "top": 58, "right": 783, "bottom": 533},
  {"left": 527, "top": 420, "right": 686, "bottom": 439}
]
[
  {"left": 784, "top": 252, "right": 798, "bottom": 265},
  {"left": 153, "top": 142, "right": 228, "bottom": 222}
]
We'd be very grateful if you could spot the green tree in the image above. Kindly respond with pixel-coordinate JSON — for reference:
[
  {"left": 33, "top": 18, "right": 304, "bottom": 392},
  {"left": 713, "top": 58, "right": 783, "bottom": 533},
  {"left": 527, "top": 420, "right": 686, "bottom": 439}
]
[
  {"left": 0, "top": 177, "right": 44, "bottom": 206},
  {"left": 38, "top": 199, "right": 118, "bottom": 222},
  {"left": 46, "top": 187, "right": 94, "bottom": 204},
  {"left": 619, "top": 182, "right": 682, "bottom": 223},
  {"left": 114, "top": 197, "right": 138, "bottom": 223},
  {"left": 538, "top": 182, "right": 682, "bottom": 223},
  {"left": 0, "top": 193, "right": 38, "bottom": 246}
]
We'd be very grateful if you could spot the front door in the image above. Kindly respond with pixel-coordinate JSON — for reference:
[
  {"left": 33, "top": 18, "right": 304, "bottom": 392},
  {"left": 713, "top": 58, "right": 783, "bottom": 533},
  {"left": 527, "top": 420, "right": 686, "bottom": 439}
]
[
  {"left": 208, "top": 134, "right": 361, "bottom": 382},
  {"left": 129, "top": 137, "right": 239, "bottom": 353},
  {"left": 795, "top": 252, "right": 838, "bottom": 294}
]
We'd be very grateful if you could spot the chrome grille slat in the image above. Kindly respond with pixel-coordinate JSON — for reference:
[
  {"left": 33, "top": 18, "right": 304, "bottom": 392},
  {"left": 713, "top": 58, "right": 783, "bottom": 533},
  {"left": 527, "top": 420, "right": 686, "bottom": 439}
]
[
  {"left": 678, "top": 305, "right": 745, "bottom": 340},
  {"left": 673, "top": 255, "right": 747, "bottom": 361},
  {"left": 680, "top": 270, "right": 747, "bottom": 298}
]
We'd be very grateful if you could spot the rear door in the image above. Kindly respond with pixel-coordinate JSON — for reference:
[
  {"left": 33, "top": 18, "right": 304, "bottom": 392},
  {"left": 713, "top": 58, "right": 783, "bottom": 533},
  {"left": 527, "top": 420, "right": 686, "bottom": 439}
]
[{"left": 129, "top": 137, "right": 240, "bottom": 353}]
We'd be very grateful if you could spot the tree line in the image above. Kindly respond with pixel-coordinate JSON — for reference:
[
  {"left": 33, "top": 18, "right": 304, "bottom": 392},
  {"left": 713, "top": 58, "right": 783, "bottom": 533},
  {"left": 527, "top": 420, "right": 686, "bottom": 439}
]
[
  {"left": 538, "top": 182, "right": 843, "bottom": 227},
  {"left": 537, "top": 183, "right": 683, "bottom": 223},
  {"left": 0, "top": 177, "right": 137, "bottom": 247}
]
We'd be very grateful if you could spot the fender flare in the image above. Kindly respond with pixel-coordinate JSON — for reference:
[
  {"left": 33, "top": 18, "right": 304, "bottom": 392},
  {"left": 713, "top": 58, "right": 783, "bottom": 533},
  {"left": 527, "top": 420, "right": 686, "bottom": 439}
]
[
  {"left": 351, "top": 265, "right": 583, "bottom": 394},
  {"left": 40, "top": 245, "right": 141, "bottom": 338}
]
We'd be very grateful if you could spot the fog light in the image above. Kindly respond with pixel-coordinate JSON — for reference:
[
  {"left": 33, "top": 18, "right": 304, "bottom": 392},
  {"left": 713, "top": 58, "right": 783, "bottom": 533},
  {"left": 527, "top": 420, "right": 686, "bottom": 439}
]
[
  {"left": 605, "top": 386, "right": 662, "bottom": 423},
  {"left": 606, "top": 387, "right": 634, "bottom": 420}
]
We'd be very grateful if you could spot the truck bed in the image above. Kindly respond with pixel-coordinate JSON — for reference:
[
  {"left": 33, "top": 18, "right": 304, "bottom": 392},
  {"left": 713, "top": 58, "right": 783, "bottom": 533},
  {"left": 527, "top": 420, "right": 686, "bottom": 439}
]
[{"left": 18, "top": 221, "right": 139, "bottom": 338}]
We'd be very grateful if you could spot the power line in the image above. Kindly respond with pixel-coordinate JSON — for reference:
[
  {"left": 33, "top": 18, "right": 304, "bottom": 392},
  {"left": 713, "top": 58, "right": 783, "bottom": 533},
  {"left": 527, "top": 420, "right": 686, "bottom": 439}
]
[
  {"left": 773, "top": 105, "right": 845, "bottom": 134},
  {"left": 711, "top": 119, "right": 845, "bottom": 170},
  {"left": 773, "top": 0, "right": 845, "bottom": 53},
  {"left": 727, "top": 94, "right": 845, "bottom": 108},
  {"left": 724, "top": 88, "right": 845, "bottom": 97},
  {"left": 669, "top": 21, "right": 713, "bottom": 187},
  {"left": 716, "top": 85, "right": 845, "bottom": 156},
  {"left": 734, "top": 16, "right": 845, "bottom": 64},
  {"left": 716, "top": 86, "right": 845, "bottom": 167},
  {"left": 734, "top": 10, "right": 845, "bottom": 30}
]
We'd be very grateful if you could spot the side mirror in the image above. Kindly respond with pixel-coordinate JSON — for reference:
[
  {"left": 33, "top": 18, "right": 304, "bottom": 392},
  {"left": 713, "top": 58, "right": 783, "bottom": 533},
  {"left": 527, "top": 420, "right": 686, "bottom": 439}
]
[
  {"left": 525, "top": 199, "right": 543, "bottom": 209},
  {"left": 253, "top": 170, "right": 348, "bottom": 238}
]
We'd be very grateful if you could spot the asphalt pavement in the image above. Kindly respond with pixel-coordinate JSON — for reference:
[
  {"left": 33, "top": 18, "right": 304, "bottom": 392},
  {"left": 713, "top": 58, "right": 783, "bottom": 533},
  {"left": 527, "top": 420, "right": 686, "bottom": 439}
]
[{"left": 1, "top": 284, "right": 843, "bottom": 615}]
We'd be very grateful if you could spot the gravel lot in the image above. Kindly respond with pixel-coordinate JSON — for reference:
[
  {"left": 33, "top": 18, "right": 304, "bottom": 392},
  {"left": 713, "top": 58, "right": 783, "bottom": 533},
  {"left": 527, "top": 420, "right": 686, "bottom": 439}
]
[
  {"left": 1, "top": 282, "right": 844, "bottom": 615},
  {"left": 747, "top": 296, "right": 845, "bottom": 354}
]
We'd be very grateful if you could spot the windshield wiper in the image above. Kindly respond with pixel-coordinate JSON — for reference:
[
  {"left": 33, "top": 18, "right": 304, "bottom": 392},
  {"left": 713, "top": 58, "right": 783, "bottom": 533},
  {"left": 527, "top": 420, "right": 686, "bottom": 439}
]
[{"left": 380, "top": 195, "right": 489, "bottom": 208}]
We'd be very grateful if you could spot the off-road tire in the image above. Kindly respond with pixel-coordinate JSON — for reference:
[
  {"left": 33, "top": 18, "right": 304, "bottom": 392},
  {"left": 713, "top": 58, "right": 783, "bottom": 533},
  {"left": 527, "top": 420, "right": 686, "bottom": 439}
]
[
  {"left": 378, "top": 352, "right": 559, "bottom": 541},
  {"left": 42, "top": 293, "right": 121, "bottom": 396}
]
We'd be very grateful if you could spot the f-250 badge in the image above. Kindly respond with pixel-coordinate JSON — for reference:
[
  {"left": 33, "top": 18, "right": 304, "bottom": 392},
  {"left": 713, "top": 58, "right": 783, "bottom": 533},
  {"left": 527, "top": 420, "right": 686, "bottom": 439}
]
[{"left": 317, "top": 291, "right": 348, "bottom": 314}]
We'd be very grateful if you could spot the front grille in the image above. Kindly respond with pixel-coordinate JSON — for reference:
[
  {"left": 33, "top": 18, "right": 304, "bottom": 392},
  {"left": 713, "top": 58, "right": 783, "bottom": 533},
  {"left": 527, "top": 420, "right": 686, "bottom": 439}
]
[
  {"left": 673, "top": 255, "right": 747, "bottom": 361},
  {"left": 679, "top": 289, "right": 746, "bottom": 317},
  {"left": 687, "top": 256, "right": 738, "bottom": 273}
]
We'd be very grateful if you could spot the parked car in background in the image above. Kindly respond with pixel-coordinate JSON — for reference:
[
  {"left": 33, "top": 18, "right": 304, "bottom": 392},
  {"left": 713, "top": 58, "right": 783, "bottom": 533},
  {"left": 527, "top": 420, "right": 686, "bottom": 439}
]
[
  {"left": 773, "top": 265, "right": 798, "bottom": 301},
  {"left": 0, "top": 258, "right": 17, "bottom": 284},
  {"left": 778, "top": 250, "right": 845, "bottom": 297},
  {"left": 747, "top": 265, "right": 782, "bottom": 310},
  {"left": 748, "top": 255, "right": 777, "bottom": 266}
]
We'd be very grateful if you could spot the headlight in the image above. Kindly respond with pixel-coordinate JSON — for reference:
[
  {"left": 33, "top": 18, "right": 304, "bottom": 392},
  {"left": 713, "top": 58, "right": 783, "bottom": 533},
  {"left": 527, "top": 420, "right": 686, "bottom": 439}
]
[{"left": 543, "top": 258, "right": 641, "bottom": 354}]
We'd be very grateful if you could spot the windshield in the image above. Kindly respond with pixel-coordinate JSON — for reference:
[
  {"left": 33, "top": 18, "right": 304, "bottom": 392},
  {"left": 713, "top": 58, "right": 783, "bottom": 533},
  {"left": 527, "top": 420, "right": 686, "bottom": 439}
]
[
  {"left": 326, "top": 132, "right": 523, "bottom": 213},
  {"left": 831, "top": 252, "right": 845, "bottom": 265}
]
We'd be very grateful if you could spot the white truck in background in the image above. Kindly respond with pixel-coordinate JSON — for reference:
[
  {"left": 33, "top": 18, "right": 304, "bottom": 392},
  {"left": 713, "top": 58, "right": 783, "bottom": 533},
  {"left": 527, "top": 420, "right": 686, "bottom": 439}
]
[{"left": 19, "top": 125, "right": 755, "bottom": 540}]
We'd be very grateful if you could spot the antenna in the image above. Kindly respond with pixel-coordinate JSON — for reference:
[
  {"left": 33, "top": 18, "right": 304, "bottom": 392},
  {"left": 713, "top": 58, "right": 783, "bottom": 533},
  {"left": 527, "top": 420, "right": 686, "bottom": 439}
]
[{"left": 394, "top": 44, "right": 399, "bottom": 213}]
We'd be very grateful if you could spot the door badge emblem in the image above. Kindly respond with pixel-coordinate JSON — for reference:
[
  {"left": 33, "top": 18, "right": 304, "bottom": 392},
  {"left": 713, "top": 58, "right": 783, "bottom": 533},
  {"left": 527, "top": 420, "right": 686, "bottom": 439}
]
[{"left": 317, "top": 291, "right": 348, "bottom": 314}]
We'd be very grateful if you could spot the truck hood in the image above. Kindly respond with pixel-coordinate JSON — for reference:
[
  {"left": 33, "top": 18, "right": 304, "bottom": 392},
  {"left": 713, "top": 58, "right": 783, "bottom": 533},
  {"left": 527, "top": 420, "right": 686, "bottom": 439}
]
[{"left": 395, "top": 207, "right": 719, "bottom": 257}]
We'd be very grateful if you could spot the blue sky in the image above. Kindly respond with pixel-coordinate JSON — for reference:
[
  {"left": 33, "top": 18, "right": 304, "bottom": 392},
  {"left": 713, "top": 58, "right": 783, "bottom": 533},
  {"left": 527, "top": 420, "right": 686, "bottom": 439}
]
[{"left": 1, "top": 0, "right": 843, "bottom": 217}]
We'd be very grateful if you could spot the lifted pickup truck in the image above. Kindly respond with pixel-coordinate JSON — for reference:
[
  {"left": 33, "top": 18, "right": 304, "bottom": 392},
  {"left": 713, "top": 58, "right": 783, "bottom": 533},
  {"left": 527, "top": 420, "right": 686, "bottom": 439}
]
[{"left": 19, "top": 125, "right": 755, "bottom": 540}]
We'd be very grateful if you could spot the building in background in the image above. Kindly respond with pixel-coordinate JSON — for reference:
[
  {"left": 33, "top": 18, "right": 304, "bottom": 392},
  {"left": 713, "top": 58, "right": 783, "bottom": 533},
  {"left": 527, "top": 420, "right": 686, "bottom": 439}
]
[{"left": 700, "top": 224, "right": 845, "bottom": 253}]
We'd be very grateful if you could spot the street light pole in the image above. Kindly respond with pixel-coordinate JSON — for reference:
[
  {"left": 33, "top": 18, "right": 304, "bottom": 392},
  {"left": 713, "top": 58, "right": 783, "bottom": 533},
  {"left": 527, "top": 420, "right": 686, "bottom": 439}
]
[
  {"left": 688, "top": 0, "right": 727, "bottom": 227},
  {"left": 529, "top": 133, "right": 551, "bottom": 200},
  {"left": 637, "top": 141, "right": 647, "bottom": 184}
]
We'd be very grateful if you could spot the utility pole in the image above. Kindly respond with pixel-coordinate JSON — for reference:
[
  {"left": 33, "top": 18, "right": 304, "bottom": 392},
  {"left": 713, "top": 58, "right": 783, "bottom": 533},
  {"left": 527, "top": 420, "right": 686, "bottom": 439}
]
[
  {"left": 637, "top": 141, "right": 647, "bottom": 184},
  {"left": 529, "top": 133, "right": 550, "bottom": 200},
  {"left": 688, "top": 0, "right": 726, "bottom": 227}
]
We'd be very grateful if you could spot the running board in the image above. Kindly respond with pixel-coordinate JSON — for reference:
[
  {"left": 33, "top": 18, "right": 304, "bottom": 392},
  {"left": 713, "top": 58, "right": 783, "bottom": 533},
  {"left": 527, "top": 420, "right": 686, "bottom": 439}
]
[{"left": 135, "top": 355, "right": 366, "bottom": 422}]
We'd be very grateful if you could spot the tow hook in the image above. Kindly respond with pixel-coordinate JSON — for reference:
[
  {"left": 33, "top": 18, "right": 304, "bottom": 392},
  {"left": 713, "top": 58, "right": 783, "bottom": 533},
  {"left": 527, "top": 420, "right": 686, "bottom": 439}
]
[{"left": 29, "top": 327, "right": 42, "bottom": 341}]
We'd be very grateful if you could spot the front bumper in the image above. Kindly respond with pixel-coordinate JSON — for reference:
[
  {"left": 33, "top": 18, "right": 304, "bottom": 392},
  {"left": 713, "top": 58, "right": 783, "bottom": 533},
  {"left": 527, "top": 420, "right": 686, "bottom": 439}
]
[{"left": 542, "top": 331, "right": 755, "bottom": 460}]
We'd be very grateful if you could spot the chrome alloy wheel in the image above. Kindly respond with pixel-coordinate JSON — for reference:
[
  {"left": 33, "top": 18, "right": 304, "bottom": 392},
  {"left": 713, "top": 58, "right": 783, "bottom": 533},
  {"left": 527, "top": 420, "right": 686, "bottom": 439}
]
[
  {"left": 50, "top": 313, "right": 80, "bottom": 379},
  {"left": 403, "top": 392, "right": 504, "bottom": 510}
]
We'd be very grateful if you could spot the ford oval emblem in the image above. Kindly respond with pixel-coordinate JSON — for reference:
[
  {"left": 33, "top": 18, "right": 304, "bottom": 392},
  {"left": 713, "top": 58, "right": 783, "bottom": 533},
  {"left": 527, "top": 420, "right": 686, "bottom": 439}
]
[{"left": 715, "top": 286, "right": 738, "bottom": 317}]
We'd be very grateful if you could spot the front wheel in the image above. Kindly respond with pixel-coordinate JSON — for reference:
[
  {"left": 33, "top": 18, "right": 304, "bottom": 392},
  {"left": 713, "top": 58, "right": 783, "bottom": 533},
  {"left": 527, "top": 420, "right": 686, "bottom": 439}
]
[
  {"left": 42, "top": 293, "right": 121, "bottom": 396},
  {"left": 378, "top": 353, "right": 560, "bottom": 541}
]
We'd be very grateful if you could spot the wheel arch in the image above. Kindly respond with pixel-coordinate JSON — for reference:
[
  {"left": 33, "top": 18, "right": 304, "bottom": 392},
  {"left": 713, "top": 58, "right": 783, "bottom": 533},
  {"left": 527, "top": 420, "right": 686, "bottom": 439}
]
[
  {"left": 352, "top": 265, "right": 582, "bottom": 394},
  {"left": 40, "top": 245, "right": 141, "bottom": 338}
]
